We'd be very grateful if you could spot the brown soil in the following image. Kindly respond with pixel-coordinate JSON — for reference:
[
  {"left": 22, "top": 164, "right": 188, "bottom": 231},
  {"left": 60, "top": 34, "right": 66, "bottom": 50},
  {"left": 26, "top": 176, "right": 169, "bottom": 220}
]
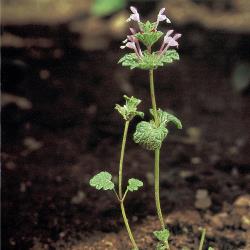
[{"left": 2, "top": 23, "right": 250, "bottom": 250}]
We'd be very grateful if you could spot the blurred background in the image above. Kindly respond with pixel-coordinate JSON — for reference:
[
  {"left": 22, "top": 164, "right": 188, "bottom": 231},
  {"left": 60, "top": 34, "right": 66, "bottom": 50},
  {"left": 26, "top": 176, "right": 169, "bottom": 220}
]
[{"left": 2, "top": 0, "right": 250, "bottom": 249}]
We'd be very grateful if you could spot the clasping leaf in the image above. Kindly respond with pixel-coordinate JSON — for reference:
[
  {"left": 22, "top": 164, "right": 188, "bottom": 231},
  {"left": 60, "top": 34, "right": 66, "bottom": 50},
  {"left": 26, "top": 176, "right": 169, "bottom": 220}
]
[
  {"left": 115, "top": 95, "right": 144, "bottom": 121},
  {"left": 127, "top": 178, "right": 143, "bottom": 192},
  {"left": 150, "top": 109, "right": 182, "bottom": 129},
  {"left": 89, "top": 171, "right": 114, "bottom": 190},
  {"left": 133, "top": 109, "right": 182, "bottom": 150},
  {"left": 133, "top": 121, "right": 168, "bottom": 150}
]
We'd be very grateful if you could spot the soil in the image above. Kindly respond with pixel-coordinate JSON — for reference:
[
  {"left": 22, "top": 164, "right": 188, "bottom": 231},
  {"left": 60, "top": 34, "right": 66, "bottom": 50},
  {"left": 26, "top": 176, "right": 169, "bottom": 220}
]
[{"left": 2, "top": 22, "right": 250, "bottom": 250}]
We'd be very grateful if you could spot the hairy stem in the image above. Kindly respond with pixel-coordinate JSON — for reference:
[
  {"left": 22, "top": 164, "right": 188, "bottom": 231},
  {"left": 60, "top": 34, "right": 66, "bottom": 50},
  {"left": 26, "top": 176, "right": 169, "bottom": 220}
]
[
  {"left": 154, "top": 149, "right": 165, "bottom": 229},
  {"left": 149, "top": 69, "right": 165, "bottom": 228},
  {"left": 198, "top": 228, "right": 206, "bottom": 250},
  {"left": 119, "top": 120, "right": 130, "bottom": 199},
  {"left": 120, "top": 202, "right": 138, "bottom": 250},
  {"left": 118, "top": 120, "right": 138, "bottom": 249},
  {"left": 149, "top": 69, "right": 159, "bottom": 126}
]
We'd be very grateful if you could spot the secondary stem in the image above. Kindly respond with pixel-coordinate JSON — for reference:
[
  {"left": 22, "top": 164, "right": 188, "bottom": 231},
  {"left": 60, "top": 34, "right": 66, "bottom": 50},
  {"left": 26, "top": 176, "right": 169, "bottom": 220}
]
[
  {"left": 198, "top": 228, "right": 206, "bottom": 250},
  {"left": 119, "top": 120, "right": 130, "bottom": 199},
  {"left": 120, "top": 202, "right": 138, "bottom": 250},
  {"left": 149, "top": 69, "right": 165, "bottom": 230},
  {"left": 118, "top": 120, "right": 138, "bottom": 250}
]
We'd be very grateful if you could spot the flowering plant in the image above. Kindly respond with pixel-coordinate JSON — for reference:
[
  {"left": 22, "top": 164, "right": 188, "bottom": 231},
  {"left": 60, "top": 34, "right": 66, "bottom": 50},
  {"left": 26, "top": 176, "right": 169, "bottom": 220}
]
[
  {"left": 119, "top": 7, "right": 182, "bottom": 250},
  {"left": 89, "top": 6, "right": 216, "bottom": 250}
]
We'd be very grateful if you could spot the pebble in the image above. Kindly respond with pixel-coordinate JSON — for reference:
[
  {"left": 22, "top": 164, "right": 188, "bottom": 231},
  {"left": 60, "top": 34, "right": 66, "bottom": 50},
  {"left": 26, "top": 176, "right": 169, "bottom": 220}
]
[{"left": 195, "top": 189, "right": 212, "bottom": 210}]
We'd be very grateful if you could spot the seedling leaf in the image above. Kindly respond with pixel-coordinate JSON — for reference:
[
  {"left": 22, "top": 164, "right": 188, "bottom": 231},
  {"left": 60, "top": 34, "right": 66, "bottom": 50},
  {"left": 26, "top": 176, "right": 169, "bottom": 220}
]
[
  {"left": 127, "top": 178, "right": 143, "bottom": 192},
  {"left": 153, "top": 228, "right": 170, "bottom": 242},
  {"left": 89, "top": 171, "right": 114, "bottom": 190},
  {"left": 115, "top": 95, "right": 144, "bottom": 121}
]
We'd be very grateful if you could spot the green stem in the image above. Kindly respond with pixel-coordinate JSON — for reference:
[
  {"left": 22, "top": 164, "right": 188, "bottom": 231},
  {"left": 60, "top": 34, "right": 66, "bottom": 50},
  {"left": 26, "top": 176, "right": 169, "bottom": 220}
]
[
  {"left": 149, "top": 69, "right": 159, "bottom": 125},
  {"left": 118, "top": 120, "right": 130, "bottom": 199},
  {"left": 118, "top": 120, "right": 138, "bottom": 249},
  {"left": 120, "top": 202, "right": 138, "bottom": 250},
  {"left": 198, "top": 228, "right": 206, "bottom": 250},
  {"left": 149, "top": 69, "right": 165, "bottom": 229},
  {"left": 155, "top": 149, "right": 165, "bottom": 229}
]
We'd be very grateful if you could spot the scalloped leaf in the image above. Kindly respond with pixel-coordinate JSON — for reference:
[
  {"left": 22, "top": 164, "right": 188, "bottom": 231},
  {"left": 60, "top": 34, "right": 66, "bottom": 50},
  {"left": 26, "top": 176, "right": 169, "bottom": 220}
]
[
  {"left": 115, "top": 95, "right": 144, "bottom": 121},
  {"left": 153, "top": 229, "right": 170, "bottom": 243},
  {"left": 89, "top": 171, "right": 114, "bottom": 190},
  {"left": 127, "top": 178, "right": 143, "bottom": 192},
  {"left": 118, "top": 50, "right": 180, "bottom": 70},
  {"left": 133, "top": 121, "right": 168, "bottom": 150},
  {"left": 160, "top": 49, "right": 180, "bottom": 63}
]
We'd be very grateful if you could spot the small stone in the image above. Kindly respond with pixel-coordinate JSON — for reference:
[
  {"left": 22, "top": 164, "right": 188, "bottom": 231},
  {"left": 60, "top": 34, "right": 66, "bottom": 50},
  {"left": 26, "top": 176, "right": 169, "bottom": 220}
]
[
  {"left": 234, "top": 195, "right": 250, "bottom": 207},
  {"left": 195, "top": 189, "right": 212, "bottom": 210},
  {"left": 241, "top": 215, "right": 250, "bottom": 230},
  {"left": 179, "top": 170, "right": 193, "bottom": 179},
  {"left": 71, "top": 191, "right": 86, "bottom": 204},
  {"left": 191, "top": 157, "right": 201, "bottom": 165},
  {"left": 39, "top": 69, "right": 50, "bottom": 80},
  {"left": 210, "top": 212, "right": 228, "bottom": 229},
  {"left": 23, "top": 137, "right": 43, "bottom": 151}
]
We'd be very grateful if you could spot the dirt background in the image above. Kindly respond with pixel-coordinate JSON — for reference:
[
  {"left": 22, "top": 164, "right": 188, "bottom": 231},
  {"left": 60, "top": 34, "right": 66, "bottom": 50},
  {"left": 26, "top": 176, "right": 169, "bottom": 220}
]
[{"left": 2, "top": 0, "right": 250, "bottom": 249}]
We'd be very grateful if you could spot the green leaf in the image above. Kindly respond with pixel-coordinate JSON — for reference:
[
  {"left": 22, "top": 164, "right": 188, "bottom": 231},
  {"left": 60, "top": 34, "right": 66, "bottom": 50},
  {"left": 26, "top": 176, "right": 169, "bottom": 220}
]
[
  {"left": 91, "top": 0, "right": 125, "bottom": 16},
  {"left": 89, "top": 171, "right": 114, "bottom": 190},
  {"left": 153, "top": 229, "right": 170, "bottom": 243},
  {"left": 208, "top": 247, "right": 214, "bottom": 250},
  {"left": 150, "top": 109, "right": 182, "bottom": 129},
  {"left": 118, "top": 50, "right": 180, "bottom": 70},
  {"left": 160, "top": 49, "right": 180, "bottom": 63},
  {"left": 138, "top": 21, "right": 156, "bottom": 33},
  {"left": 135, "top": 31, "right": 163, "bottom": 48},
  {"left": 127, "top": 178, "right": 143, "bottom": 192},
  {"left": 133, "top": 121, "right": 168, "bottom": 150},
  {"left": 115, "top": 95, "right": 144, "bottom": 121}
]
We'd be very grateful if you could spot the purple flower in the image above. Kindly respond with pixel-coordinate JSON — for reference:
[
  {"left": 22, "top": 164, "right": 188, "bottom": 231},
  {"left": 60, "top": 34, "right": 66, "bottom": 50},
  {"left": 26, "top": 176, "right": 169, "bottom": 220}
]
[
  {"left": 120, "top": 39, "right": 143, "bottom": 59},
  {"left": 159, "top": 31, "right": 182, "bottom": 54},
  {"left": 156, "top": 8, "right": 171, "bottom": 28},
  {"left": 126, "top": 6, "right": 140, "bottom": 23}
]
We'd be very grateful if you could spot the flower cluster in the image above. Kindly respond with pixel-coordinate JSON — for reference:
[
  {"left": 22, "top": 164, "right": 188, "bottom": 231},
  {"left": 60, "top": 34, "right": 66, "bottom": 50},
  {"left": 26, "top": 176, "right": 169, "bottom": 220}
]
[{"left": 121, "top": 6, "right": 181, "bottom": 60}]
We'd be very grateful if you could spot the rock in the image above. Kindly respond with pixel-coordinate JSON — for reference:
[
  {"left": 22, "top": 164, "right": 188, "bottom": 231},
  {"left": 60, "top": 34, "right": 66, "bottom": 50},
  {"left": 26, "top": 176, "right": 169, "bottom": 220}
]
[
  {"left": 210, "top": 212, "right": 228, "bottom": 229},
  {"left": 234, "top": 195, "right": 250, "bottom": 207},
  {"left": 195, "top": 189, "right": 212, "bottom": 210},
  {"left": 71, "top": 191, "right": 86, "bottom": 204}
]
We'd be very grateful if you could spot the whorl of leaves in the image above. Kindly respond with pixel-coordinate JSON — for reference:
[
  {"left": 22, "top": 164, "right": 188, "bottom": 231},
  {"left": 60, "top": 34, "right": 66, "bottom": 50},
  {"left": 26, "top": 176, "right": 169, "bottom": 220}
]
[
  {"left": 118, "top": 50, "right": 179, "bottom": 70},
  {"left": 115, "top": 95, "right": 144, "bottom": 121}
]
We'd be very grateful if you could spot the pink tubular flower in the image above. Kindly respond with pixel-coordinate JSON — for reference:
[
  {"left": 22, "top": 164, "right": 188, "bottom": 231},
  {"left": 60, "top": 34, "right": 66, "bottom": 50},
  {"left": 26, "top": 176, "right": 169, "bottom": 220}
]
[
  {"left": 156, "top": 8, "right": 171, "bottom": 28},
  {"left": 120, "top": 41, "right": 143, "bottom": 59},
  {"left": 126, "top": 6, "right": 140, "bottom": 22},
  {"left": 159, "top": 31, "right": 182, "bottom": 54}
]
